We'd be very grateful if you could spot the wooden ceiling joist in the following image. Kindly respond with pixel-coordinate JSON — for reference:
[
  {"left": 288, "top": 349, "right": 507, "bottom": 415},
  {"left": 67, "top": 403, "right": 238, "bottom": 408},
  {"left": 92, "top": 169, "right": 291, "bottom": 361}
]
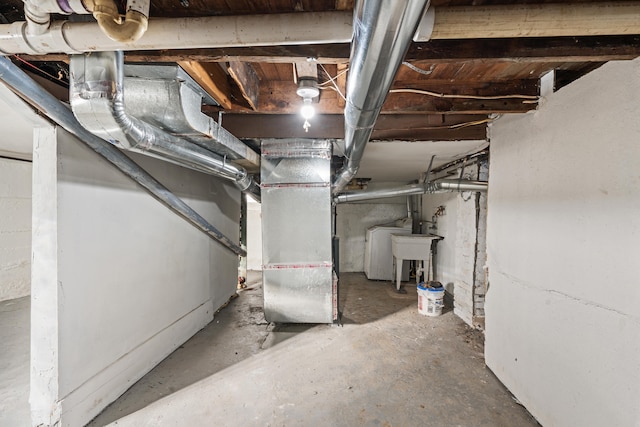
[
  {"left": 228, "top": 62, "right": 260, "bottom": 111},
  {"left": 246, "top": 79, "right": 539, "bottom": 115},
  {"left": 19, "top": 35, "right": 640, "bottom": 65},
  {"left": 177, "top": 61, "right": 234, "bottom": 110}
]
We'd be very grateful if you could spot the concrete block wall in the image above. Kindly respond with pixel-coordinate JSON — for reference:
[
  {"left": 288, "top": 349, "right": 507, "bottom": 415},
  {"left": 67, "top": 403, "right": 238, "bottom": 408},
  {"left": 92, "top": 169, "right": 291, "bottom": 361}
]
[
  {"left": 485, "top": 58, "right": 640, "bottom": 426},
  {"left": 0, "top": 85, "right": 44, "bottom": 302},
  {"left": 30, "top": 126, "right": 240, "bottom": 427},
  {"left": 473, "top": 160, "right": 489, "bottom": 323},
  {"left": 0, "top": 158, "right": 32, "bottom": 301},
  {"left": 422, "top": 163, "right": 488, "bottom": 328}
]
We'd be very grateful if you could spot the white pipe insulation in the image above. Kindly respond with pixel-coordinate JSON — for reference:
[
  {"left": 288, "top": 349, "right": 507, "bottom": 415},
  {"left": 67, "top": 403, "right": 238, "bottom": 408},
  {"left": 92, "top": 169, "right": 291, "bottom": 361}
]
[
  {"left": 0, "top": 11, "right": 353, "bottom": 55},
  {"left": 3, "top": 2, "right": 640, "bottom": 55}
]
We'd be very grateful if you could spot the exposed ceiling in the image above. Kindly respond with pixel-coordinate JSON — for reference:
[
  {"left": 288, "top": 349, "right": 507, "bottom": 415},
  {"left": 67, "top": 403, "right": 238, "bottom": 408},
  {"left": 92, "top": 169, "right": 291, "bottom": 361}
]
[{"left": 1, "top": 0, "right": 639, "bottom": 181}]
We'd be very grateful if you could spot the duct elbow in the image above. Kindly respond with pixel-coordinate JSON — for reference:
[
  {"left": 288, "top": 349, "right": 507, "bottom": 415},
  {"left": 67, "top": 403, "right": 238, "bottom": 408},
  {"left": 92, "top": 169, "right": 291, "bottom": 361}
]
[
  {"left": 92, "top": 0, "right": 149, "bottom": 43},
  {"left": 332, "top": 164, "right": 359, "bottom": 195}
]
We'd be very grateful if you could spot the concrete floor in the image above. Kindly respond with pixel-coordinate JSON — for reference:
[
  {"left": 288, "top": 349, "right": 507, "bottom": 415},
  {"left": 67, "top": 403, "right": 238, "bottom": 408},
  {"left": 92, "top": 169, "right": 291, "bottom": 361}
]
[
  {"left": 0, "top": 296, "right": 30, "bottom": 427},
  {"left": 88, "top": 272, "right": 538, "bottom": 427}
]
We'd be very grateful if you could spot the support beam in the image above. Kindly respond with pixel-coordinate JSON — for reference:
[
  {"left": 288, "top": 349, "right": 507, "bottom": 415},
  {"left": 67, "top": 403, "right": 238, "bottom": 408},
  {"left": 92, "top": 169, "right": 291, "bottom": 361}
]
[
  {"left": 19, "top": 35, "right": 640, "bottom": 64},
  {"left": 336, "top": 63, "right": 348, "bottom": 108},
  {"left": 405, "top": 35, "right": 640, "bottom": 64},
  {"left": 227, "top": 62, "right": 259, "bottom": 111},
  {"left": 428, "top": 3, "right": 640, "bottom": 40},
  {"left": 218, "top": 113, "right": 489, "bottom": 141},
  {"left": 178, "top": 61, "right": 233, "bottom": 109},
  {"left": 383, "top": 91, "right": 537, "bottom": 114},
  {"left": 335, "top": 0, "right": 354, "bottom": 10}
]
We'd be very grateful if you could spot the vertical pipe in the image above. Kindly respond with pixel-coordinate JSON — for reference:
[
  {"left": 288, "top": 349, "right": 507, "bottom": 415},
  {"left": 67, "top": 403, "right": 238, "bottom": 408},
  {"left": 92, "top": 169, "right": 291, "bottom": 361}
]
[
  {"left": 69, "top": 51, "right": 260, "bottom": 201},
  {"left": 333, "top": 0, "right": 431, "bottom": 193}
]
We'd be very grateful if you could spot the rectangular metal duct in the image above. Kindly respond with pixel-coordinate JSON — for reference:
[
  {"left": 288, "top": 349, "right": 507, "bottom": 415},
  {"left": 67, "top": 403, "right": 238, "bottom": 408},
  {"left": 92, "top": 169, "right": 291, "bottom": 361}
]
[
  {"left": 123, "top": 64, "right": 259, "bottom": 172},
  {"left": 261, "top": 140, "right": 336, "bottom": 324}
]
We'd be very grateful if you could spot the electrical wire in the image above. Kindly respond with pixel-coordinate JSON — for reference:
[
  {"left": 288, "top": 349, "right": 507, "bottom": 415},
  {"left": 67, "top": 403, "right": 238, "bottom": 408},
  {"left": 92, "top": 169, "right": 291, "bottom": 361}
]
[
  {"left": 389, "top": 88, "right": 539, "bottom": 102},
  {"left": 380, "top": 117, "right": 495, "bottom": 132},
  {"left": 318, "top": 63, "right": 347, "bottom": 101},
  {"left": 12, "top": 55, "right": 69, "bottom": 87},
  {"left": 318, "top": 65, "right": 348, "bottom": 86},
  {"left": 402, "top": 61, "right": 435, "bottom": 76}
]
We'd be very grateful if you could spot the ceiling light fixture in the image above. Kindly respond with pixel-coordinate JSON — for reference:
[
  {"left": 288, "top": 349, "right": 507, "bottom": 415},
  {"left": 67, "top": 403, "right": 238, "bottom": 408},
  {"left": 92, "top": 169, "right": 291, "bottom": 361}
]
[{"left": 296, "top": 77, "right": 319, "bottom": 132}]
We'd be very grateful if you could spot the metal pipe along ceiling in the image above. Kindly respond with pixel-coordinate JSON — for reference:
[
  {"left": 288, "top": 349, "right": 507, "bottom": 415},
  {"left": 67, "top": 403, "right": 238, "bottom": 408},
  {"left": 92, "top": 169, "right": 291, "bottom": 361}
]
[
  {"left": 69, "top": 51, "right": 260, "bottom": 201},
  {"left": 332, "top": 0, "right": 431, "bottom": 194},
  {"left": 0, "top": 56, "right": 246, "bottom": 256},
  {"left": 334, "top": 179, "right": 488, "bottom": 204}
]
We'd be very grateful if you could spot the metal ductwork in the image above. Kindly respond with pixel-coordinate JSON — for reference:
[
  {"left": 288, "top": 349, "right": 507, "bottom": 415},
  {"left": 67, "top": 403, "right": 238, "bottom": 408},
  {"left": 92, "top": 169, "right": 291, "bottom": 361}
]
[
  {"left": 122, "top": 64, "right": 259, "bottom": 172},
  {"left": 0, "top": 56, "right": 245, "bottom": 256},
  {"left": 261, "top": 140, "right": 336, "bottom": 324},
  {"left": 432, "top": 179, "right": 488, "bottom": 193},
  {"left": 69, "top": 51, "right": 260, "bottom": 201},
  {"left": 332, "top": 0, "right": 431, "bottom": 194},
  {"left": 334, "top": 179, "right": 488, "bottom": 204}
]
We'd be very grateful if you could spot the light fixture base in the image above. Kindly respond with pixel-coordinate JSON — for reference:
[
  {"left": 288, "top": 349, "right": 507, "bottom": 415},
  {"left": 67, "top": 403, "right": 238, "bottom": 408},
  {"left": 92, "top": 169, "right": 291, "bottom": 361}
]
[{"left": 296, "top": 78, "right": 320, "bottom": 99}]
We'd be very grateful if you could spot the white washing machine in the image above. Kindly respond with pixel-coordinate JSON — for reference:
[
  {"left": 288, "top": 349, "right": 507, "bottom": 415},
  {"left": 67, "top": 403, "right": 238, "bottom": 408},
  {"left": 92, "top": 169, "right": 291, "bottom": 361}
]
[{"left": 364, "top": 219, "right": 412, "bottom": 281}]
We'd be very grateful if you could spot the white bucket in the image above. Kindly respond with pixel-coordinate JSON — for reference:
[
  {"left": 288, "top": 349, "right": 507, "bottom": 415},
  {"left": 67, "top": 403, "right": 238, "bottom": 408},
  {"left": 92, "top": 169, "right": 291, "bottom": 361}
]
[{"left": 417, "top": 283, "right": 444, "bottom": 317}]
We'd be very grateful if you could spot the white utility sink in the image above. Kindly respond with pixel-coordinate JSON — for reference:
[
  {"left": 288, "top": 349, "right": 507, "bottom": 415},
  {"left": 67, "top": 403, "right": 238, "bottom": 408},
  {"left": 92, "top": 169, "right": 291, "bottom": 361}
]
[{"left": 391, "top": 234, "right": 443, "bottom": 291}]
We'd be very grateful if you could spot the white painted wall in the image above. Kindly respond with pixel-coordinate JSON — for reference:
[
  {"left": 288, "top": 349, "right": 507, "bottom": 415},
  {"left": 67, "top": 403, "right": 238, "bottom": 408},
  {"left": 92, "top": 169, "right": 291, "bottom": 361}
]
[
  {"left": 31, "top": 127, "right": 240, "bottom": 427},
  {"left": 336, "top": 185, "right": 408, "bottom": 273},
  {"left": 0, "top": 158, "right": 32, "bottom": 301},
  {"left": 246, "top": 196, "right": 262, "bottom": 270},
  {"left": 0, "top": 85, "right": 47, "bottom": 302},
  {"left": 486, "top": 58, "right": 640, "bottom": 427},
  {"left": 0, "top": 85, "right": 43, "bottom": 161},
  {"left": 356, "top": 140, "right": 488, "bottom": 182}
]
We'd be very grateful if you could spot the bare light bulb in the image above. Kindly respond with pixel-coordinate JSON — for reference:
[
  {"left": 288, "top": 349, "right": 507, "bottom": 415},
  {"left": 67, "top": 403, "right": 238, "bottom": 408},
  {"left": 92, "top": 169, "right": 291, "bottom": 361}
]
[
  {"left": 300, "top": 101, "right": 315, "bottom": 120},
  {"left": 300, "top": 99, "right": 315, "bottom": 132},
  {"left": 296, "top": 79, "right": 319, "bottom": 132}
]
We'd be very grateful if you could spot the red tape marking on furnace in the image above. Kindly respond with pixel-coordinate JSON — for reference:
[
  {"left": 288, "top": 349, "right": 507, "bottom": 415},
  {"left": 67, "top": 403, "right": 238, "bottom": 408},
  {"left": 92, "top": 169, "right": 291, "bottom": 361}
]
[{"left": 262, "top": 263, "right": 333, "bottom": 270}]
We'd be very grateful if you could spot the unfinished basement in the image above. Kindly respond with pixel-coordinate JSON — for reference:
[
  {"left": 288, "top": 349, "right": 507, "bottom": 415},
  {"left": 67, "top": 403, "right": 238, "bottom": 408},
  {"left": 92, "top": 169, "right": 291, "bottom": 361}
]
[{"left": 0, "top": 1, "right": 639, "bottom": 426}]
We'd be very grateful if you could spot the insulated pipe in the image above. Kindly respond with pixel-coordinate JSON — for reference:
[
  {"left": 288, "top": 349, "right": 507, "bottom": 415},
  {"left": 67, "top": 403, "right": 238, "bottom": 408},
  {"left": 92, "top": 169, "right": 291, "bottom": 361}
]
[
  {"left": 22, "top": 0, "right": 149, "bottom": 44},
  {"left": 334, "top": 179, "right": 488, "bottom": 204},
  {"left": 2, "top": 3, "right": 640, "bottom": 55},
  {"left": 22, "top": 0, "right": 90, "bottom": 35},
  {"left": 70, "top": 51, "right": 260, "bottom": 201},
  {"left": 0, "top": 56, "right": 246, "bottom": 256},
  {"left": 332, "top": 0, "right": 431, "bottom": 194},
  {"left": 0, "top": 11, "right": 354, "bottom": 55}
]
